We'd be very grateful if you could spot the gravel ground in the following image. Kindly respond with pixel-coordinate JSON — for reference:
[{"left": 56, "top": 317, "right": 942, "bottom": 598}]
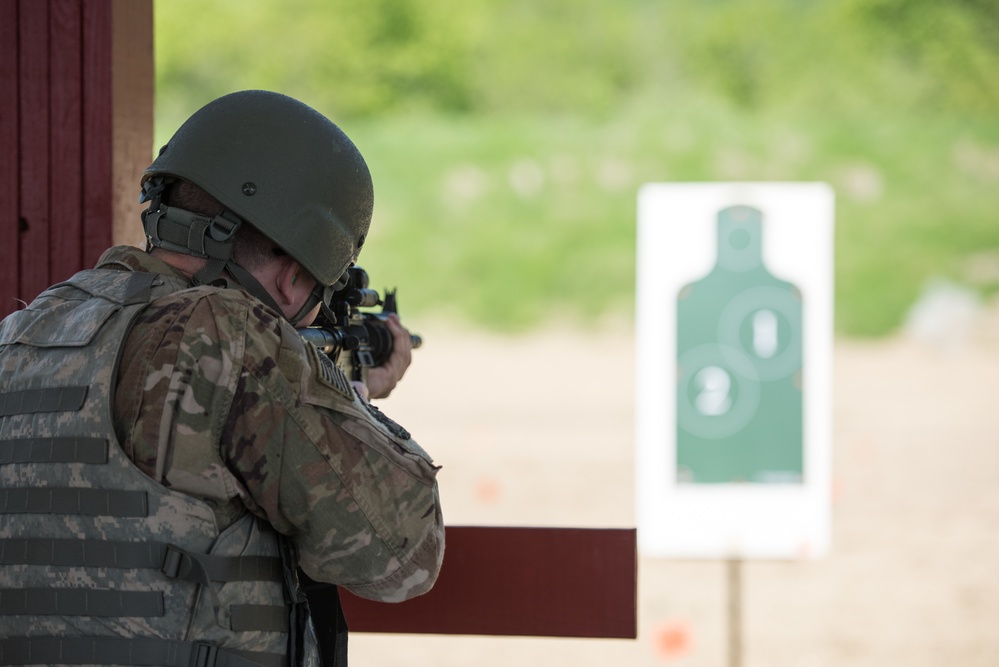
[{"left": 348, "top": 317, "right": 999, "bottom": 667}]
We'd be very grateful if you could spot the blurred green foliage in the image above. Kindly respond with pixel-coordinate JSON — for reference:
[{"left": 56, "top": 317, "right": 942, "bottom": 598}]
[{"left": 155, "top": 0, "right": 999, "bottom": 336}]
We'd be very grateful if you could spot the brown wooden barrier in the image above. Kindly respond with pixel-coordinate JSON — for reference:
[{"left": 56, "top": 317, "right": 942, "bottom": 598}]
[{"left": 338, "top": 526, "right": 638, "bottom": 638}]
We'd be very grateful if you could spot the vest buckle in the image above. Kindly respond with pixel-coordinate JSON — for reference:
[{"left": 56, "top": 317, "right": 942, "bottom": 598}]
[
  {"left": 191, "top": 643, "right": 219, "bottom": 667},
  {"left": 162, "top": 545, "right": 184, "bottom": 579}
]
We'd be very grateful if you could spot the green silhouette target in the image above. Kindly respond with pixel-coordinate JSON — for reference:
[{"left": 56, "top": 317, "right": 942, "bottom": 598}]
[{"left": 675, "top": 205, "right": 803, "bottom": 484}]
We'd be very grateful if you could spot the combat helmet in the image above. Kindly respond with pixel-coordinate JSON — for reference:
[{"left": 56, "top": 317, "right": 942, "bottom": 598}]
[{"left": 139, "top": 90, "right": 373, "bottom": 323}]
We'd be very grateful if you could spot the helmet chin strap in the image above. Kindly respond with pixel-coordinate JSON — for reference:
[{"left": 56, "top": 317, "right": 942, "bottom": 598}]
[
  {"left": 287, "top": 281, "right": 327, "bottom": 327},
  {"left": 141, "top": 180, "right": 318, "bottom": 326},
  {"left": 193, "top": 260, "right": 320, "bottom": 327}
]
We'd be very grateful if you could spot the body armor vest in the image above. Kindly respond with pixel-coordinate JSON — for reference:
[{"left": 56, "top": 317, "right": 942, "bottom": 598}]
[{"left": 0, "top": 268, "right": 319, "bottom": 667}]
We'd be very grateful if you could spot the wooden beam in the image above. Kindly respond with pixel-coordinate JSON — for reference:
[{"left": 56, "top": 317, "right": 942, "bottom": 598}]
[
  {"left": 335, "top": 526, "right": 637, "bottom": 639},
  {"left": 110, "top": 0, "right": 152, "bottom": 252}
]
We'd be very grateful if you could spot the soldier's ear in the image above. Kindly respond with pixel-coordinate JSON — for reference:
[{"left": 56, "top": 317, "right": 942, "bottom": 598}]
[{"left": 274, "top": 257, "right": 302, "bottom": 307}]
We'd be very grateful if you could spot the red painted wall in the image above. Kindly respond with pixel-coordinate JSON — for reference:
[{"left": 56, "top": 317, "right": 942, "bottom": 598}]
[{"left": 0, "top": 0, "right": 151, "bottom": 319}]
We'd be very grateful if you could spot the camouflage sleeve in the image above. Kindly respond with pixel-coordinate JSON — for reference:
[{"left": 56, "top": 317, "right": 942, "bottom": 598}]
[
  {"left": 222, "top": 304, "right": 444, "bottom": 603},
  {"left": 115, "top": 285, "right": 443, "bottom": 602}
]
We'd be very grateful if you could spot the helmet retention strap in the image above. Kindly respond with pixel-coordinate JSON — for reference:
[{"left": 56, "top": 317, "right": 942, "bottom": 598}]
[
  {"left": 141, "top": 197, "right": 298, "bottom": 322},
  {"left": 220, "top": 260, "right": 288, "bottom": 320}
]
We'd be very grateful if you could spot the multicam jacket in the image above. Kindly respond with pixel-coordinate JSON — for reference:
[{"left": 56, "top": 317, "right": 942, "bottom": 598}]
[{"left": 0, "top": 246, "right": 444, "bottom": 666}]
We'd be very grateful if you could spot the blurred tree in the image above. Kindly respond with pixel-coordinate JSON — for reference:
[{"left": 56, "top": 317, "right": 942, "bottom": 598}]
[
  {"left": 845, "top": 0, "right": 999, "bottom": 112},
  {"left": 156, "top": 0, "right": 999, "bottom": 121},
  {"left": 155, "top": 0, "right": 480, "bottom": 119},
  {"left": 153, "top": 0, "right": 999, "bottom": 335}
]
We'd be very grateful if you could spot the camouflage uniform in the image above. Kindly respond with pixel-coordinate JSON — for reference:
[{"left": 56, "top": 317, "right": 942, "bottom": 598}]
[
  {"left": 104, "top": 246, "right": 443, "bottom": 601},
  {"left": 0, "top": 245, "right": 443, "bottom": 666}
]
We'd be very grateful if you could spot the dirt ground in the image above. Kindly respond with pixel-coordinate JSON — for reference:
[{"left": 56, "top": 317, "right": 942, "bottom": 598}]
[{"left": 348, "top": 314, "right": 999, "bottom": 667}]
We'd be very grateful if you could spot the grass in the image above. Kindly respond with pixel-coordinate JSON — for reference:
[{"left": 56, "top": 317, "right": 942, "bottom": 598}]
[{"left": 155, "top": 96, "right": 999, "bottom": 337}]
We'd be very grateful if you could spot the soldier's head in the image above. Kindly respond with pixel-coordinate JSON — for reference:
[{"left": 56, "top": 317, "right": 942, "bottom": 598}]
[{"left": 139, "top": 90, "right": 373, "bottom": 326}]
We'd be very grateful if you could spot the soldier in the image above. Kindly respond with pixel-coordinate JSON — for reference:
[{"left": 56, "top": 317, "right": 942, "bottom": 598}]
[{"left": 0, "top": 90, "right": 443, "bottom": 667}]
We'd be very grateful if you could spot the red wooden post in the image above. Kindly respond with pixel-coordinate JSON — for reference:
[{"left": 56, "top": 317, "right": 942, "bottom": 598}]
[
  {"left": 0, "top": 1, "right": 18, "bottom": 314},
  {"left": 17, "top": 0, "right": 51, "bottom": 305},
  {"left": 0, "top": 0, "right": 151, "bottom": 320},
  {"left": 50, "top": 0, "right": 84, "bottom": 278},
  {"left": 81, "top": 0, "right": 113, "bottom": 270}
]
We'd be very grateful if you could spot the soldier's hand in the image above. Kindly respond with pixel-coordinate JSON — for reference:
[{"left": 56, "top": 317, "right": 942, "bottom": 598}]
[{"left": 364, "top": 314, "right": 413, "bottom": 399}]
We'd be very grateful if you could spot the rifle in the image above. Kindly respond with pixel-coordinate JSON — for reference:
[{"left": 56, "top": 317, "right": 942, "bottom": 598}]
[{"left": 298, "top": 266, "right": 422, "bottom": 386}]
